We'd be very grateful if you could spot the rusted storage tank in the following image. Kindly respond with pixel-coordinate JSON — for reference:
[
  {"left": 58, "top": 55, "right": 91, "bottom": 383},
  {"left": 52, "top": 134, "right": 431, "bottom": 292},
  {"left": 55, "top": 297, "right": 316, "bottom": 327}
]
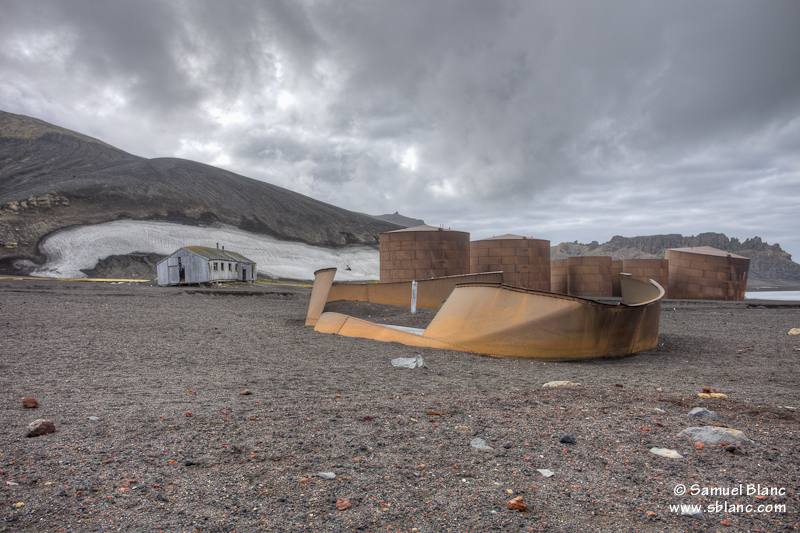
[
  {"left": 611, "top": 260, "right": 624, "bottom": 297},
  {"left": 551, "top": 259, "right": 569, "bottom": 294},
  {"left": 567, "top": 256, "right": 613, "bottom": 297},
  {"left": 470, "top": 235, "right": 551, "bottom": 291},
  {"left": 379, "top": 225, "right": 470, "bottom": 282},
  {"left": 622, "top": 259, "right": 670, "bottom": 298},
  {"left": 666, "top": 247, "right": 749, "bottom": 300}
]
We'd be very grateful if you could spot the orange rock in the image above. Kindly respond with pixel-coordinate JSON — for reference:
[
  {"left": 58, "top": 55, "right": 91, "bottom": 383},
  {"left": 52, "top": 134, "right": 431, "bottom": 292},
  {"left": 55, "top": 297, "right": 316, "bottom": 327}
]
[
  {"left": 721, "top": 519, "right": 731, "bottom": 526},
  {"left": 336, "top": 498, "right": 352, "bottom": 510},
  {"left": 646, "top": 511, "right": 656, "bottom": 517},
  {"left": 187, "top": 390, "right": 196, "bottom": 395},
  {"left": 185, "top": 412, "right": 193, "bottom": 417},
  {"left": 507, "top": 496, "right": 526, "bottom": 511},
  {"left": 240, "top": 389, "right": 252, "bottom": 395},
  {"left": 695, "top": 442, "right": 705, "bottom": 450},
  {"left": 22, "top": 397, "right": 38, "bottom": 409},
  {"left": 427, "top": 410, "right": 442, "bottom": 416},
  {"left": 755, "top": 495, "right": 767, "bottom": 501}
]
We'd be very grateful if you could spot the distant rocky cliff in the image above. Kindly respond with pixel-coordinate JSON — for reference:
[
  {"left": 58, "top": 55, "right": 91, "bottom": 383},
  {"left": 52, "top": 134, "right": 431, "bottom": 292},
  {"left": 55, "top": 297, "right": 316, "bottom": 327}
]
[{"left": 551, "top": 232, "right": 800, "bottom": 286}]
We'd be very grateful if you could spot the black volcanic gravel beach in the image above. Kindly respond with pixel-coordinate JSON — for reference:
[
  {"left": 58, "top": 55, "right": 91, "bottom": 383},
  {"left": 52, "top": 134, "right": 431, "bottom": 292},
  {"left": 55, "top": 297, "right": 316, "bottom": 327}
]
[{"left": 1, "top": 279, "right": 799, "bottom": 532}]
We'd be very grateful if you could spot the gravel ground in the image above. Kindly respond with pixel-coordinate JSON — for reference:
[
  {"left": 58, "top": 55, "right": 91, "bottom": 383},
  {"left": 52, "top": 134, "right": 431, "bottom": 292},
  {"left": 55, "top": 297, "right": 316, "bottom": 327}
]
[{"left": 0, "top": 279, "right": 798, "bottom": 532}]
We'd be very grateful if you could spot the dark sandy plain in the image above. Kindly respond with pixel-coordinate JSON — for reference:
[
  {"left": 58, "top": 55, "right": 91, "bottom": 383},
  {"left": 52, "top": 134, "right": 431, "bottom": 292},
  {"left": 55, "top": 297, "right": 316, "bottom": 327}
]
[{"left": 1, "top": 278, "right": 798, "bottom": 532}]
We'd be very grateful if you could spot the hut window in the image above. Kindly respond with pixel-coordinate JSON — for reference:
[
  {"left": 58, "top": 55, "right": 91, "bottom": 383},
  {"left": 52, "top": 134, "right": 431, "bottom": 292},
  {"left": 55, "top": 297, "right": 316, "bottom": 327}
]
[
  {"left": 228, "top": 263, "right": 233, "bottom": 271},
  {"left": 213, "top": 262, "right": 218, "bottom": 271}
]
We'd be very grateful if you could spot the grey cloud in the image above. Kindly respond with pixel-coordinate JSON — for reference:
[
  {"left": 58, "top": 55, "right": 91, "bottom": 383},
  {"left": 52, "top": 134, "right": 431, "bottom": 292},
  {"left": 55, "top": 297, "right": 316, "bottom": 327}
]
[{"left": 1, "top": 0, "right": 798, "bottom": 257}]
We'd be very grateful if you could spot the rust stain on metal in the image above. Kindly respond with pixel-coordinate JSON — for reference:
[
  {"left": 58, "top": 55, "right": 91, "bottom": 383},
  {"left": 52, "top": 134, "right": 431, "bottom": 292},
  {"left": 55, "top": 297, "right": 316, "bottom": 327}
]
[{"left": 305, "top": 268, "right": 664, "bottom": 361}]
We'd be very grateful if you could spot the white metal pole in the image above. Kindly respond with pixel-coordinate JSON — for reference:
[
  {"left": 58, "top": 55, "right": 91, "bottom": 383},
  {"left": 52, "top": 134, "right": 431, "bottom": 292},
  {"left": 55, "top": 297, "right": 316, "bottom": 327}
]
[{"left": 411, "top": 280, "right": 418, "bottom": 315}]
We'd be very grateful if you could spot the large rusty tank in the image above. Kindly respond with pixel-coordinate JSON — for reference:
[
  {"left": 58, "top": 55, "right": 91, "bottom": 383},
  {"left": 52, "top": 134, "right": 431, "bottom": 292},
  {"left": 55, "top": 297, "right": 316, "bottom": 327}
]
[
  {"left": 550, "top": 259, "right": 569, "bottom": 294},
  {"left": 622, "top": 259, "right": 670, "bottom": 298},
  {"left": 666, "top": 246, "right": 749, "bottom": 300},
  {"left": 379, "top": 225, "right": 470, "bottom": 282},
  {"left": 566, "top": 256, "right": 613, "bottom": 297},
  {"left": 470, "top": 235, "right": 551, "bottom": 291}
]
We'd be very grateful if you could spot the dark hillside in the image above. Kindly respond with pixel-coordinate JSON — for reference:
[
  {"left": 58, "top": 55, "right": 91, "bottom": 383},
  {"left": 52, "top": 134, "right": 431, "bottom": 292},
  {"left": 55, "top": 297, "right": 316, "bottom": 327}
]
[{"left": 0, "top": 110, "right": 400, "bottom": 267}]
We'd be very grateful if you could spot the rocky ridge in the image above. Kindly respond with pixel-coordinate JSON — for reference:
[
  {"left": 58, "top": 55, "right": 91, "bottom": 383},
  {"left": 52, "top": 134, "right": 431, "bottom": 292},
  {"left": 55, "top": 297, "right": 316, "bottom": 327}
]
[{"left": 551, "top": 232, "right": 800, "bottom": 285}]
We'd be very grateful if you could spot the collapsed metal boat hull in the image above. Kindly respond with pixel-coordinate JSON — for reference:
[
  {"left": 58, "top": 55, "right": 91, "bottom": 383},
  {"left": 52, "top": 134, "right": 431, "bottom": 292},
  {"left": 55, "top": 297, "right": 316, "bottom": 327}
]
[{"left": 306, "top": 268, "right": 664, "bottom": 361}]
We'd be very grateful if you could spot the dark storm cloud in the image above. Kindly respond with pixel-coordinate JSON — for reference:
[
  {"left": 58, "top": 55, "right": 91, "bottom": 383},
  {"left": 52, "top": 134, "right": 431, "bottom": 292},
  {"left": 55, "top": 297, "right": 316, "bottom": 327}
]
[{"left": 1, "top": 0, "right": 798, "bottom": 256}]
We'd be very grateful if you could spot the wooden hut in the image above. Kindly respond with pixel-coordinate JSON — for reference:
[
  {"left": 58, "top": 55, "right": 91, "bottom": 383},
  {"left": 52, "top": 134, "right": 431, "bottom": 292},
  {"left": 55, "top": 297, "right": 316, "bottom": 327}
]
[{"left": 157, "top": 246, "right": 256, "bottom": 286}]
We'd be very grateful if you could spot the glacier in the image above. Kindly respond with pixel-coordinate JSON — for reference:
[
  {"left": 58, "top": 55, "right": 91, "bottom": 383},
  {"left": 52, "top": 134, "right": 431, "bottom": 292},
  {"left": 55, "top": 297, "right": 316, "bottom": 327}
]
[{"left": 29, "top": 220, "right": 379, "bottom": 281}]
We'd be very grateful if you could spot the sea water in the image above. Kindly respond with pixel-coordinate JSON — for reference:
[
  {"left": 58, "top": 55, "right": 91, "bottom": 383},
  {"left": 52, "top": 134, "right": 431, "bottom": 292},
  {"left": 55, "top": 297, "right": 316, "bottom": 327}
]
[{"left": 744, "top": 291, "right": 800, "bottom": 301}]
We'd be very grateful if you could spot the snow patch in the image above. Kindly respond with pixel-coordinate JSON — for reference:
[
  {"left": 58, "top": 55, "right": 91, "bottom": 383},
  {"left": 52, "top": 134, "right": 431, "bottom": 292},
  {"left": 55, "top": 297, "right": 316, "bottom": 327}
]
[{"left": 32, "top": 220, "right": 379, "bottom": 281}]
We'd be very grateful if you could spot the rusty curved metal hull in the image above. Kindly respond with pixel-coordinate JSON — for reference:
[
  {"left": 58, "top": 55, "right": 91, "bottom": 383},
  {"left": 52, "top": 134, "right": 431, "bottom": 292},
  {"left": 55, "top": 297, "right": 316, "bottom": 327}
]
[{"left": 306, "top": 269, "right": 664, "bottom": 361}]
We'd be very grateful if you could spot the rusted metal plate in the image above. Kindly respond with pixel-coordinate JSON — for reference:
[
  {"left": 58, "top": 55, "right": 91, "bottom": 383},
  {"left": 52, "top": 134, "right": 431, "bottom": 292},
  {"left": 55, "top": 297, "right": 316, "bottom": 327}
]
[{"left": 306, "top": 268, "right": 664, "bottom": 361}]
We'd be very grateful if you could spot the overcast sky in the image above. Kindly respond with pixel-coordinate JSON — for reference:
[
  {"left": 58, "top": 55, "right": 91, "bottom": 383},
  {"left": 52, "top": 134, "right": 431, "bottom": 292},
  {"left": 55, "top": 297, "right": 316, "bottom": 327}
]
[{"left": 2, "top": 0, "right": 799, "bottom": 257}]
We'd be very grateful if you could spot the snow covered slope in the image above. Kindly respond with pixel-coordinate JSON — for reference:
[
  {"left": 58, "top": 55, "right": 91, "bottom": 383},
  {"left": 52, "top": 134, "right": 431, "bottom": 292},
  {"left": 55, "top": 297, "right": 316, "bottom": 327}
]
[{"left": 26, "top": 220, "right": 379, "bottom": 281}]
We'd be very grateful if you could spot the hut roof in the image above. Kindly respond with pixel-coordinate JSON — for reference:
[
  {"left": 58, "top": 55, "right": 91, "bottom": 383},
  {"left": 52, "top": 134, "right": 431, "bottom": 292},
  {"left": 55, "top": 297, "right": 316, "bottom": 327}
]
[{"left": 184, "top": 246, "right": 255, "bottom": 263}]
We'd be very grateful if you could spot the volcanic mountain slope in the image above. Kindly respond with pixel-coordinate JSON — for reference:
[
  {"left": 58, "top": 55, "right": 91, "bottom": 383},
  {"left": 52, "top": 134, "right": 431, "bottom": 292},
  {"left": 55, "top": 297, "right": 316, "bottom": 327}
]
[{"left": 0, "top": 110, "right": 400, "bottom": 267}]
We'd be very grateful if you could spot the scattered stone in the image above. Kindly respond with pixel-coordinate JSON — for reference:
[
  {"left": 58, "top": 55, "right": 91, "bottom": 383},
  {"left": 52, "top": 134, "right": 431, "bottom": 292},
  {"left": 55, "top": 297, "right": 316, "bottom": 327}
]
[
  {"left": 507, "top": 496, "right": 526, "bottom": 511},
  {"left": 694, "top": 442, "right": 705, "bottom": 450},
  {"left": 720, "top": 518, "right": 731, "bottom": 526},
  {"left": 697, "top": 393, "right": 711, "bottom": 399},
  {"left": 87, "top": 416, "right": 100, "bottom": 421},
  {"left": 470, "top": 438, "right": 494, "bottom": 451},
  {"left": 317, "top": 472, "right": 336, "bottom": 480},
  {"left": 560, "top": 434, "right": 576, "bottom": 444},
  {"left": 724, "top": 441, "right": 748, "bottom": 455},
  {"left": 427, "top": 410, "right": 442, "bottom": 416},
  {"left": 70, "top": 388, "right": 80, "bottom": 393},
  {"left": 187, "top": 390, "right": 196, "bottom": 395},
  {"left": 362, "top": 415, "right": 373, "bottom": 421},
  {"left": 22, "top": 397, "right": 39, "bottom": 408},
  {"left": 26, "top": 419, "right": 56, "bottom": 438},
  {"left": 613, "top": 383, "right": 623, "bottom": 388},
  {"left": 688, "top": 407, "right": 719, "bottom": 420},
  {"left": 240, "top": 389, "right": 252, "bottom": 395},
  {"left": 677, "top": 427, "right": 753, "bottom": 446},
  {"left": 542, "top": 381, "right": 580, "bottom": 388},
  {"left": 182, "top": 460, "right": 199, "bottom": 467},
  {"left": 336, "top": 498, "right": 352, "bottom": 510},
  {"left": 649, "top": 448, "right": 682, "bottom": 459},
  {"left": 536, "top": 469, "right": 555, "bottom": 478},
  {"left": 702, "top": 386, "right": 719, "bottom": 394},
  {"left": 788, "top": 328, "right": 800, "bottom": 335},
  {"left": 185, "top": 412, "right": 193, "bottom": 417},
  {"left": 13, "top": 502, "right": 23, "bottom": 508},
  {"left": 710, "top": 393, "right": 728, "bottom": 399},
  {"left": 653, "top": 407, "right": 665, "bottom": 413}
]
